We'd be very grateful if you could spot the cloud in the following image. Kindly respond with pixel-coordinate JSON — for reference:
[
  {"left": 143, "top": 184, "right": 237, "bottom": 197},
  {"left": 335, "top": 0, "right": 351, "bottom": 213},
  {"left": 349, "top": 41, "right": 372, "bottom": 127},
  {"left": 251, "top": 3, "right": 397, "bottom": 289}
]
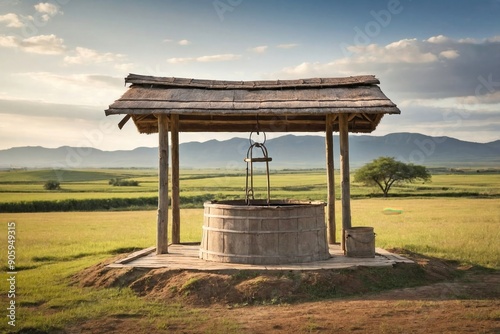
[
  {"left": 17, "top": 72, "right": 122, "bottom": 88},
  {"left": 197, "top": 54, "right": 242, "bottom": 62},
  {"left": 167, "top": 53, "right": 241, "bottom": 64},
  {"left": 166, "top": 57, "right": 193, "bottom": 64},
  {"left": 0, "top": 98, "right": 101, "bottom": 121},
  {"left": 272, "top": 34, "right": 500, "bottom": 101},
  {"left": 0, "top": 35, "right": 18, "bottom": 48},
  {"left": 427, "top": 35, "right": 452, "bottom": 44},
  {"left": 64, "top": 47, "right": 125, "bottom": 64},
  {"left": 277, "top": 43, "right": 299, "bottom": 49},
  {"left": 374, "top": 104, "right": 500, "bottom": 143},
  {"left": 114, "top": 62, "right": 135, "bottom": 72},
  {"left": 342, "top": 39, "right": 439, "bottom": 64},
  {"left": 178, "top": 39, "right": 191, "bottom": 46},
  {"left": 0, "top": 34, "right": 65, "bottom": 54},
  {"left": 162, "top": 38, "right": 191, "bottom": 45},
  {"left": 0, "top": 3, "right": 62, "bottom": 30},
  {"left": 249, "top": 45, "right": 268, "bottom": 53},
  {"left": 439, "top": 50, "right": 459, "bottom": 59},
  {"left": 34, "top": 2, "right": 63, "bottom": 22},
  {"left": 0, "top": 13, "right": 23, "bottom": 28},
  {"left": 22, "top": 34, "right": 65, "bottom": 54},
  {"left": 11, "top": 72, "right": 124, "bottom": 106}
]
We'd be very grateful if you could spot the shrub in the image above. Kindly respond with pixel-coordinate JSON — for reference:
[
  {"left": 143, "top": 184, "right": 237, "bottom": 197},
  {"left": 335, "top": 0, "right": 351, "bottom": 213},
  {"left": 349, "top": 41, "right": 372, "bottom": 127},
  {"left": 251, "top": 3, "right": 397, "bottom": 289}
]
[
  {"left": 44, "top": 180, "right": 61, "bottom": 190},
  {"left": 109, "top": 178, "right": 140, "bottom": 187}
]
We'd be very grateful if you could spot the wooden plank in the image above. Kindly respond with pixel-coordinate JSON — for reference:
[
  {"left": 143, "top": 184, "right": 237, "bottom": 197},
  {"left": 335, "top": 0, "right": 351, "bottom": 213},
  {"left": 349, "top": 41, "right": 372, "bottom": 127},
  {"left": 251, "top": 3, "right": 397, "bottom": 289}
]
[
  {"left": 157, "top": 114, "right": 169, "bottom": 254},
  {"left": 135, "top": 123, "right": 379, "bottom": 134},
  {"left": 108, "top": 244, "right": 412, "bottom": 270},
  {"left": 325, "top": 114, "right": 336, "bottom": 244},
  {"left": 171, "top": 115, "right": 181, "bottom": 244},
  {"left": 125, "top": 74, "right": 380, "bottom": 88},
  {"left": 114, "top": 246, "right": 156, "bottom": 264},
  {"left": 106, "top": 105, "right": 399, "bottom": 116},
  {"left": 109, "top": 99, "right": 396, "bottom": 110},
  {"left": 118, "top": 115, "right": 131, "bottom": 129},
  {"left": 339, "top": 114, "right": 352, "bottom": 252}
]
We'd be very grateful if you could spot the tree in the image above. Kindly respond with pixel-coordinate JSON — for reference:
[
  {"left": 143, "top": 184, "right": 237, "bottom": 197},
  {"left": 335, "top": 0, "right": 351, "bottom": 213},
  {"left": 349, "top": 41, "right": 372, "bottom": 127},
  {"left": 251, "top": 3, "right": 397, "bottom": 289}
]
[
  {"left": 44, "top": 180, "right": 61, "bottom": 191},
  {"left": 354, "top": 157, "right": 431, "bottom": 197}
]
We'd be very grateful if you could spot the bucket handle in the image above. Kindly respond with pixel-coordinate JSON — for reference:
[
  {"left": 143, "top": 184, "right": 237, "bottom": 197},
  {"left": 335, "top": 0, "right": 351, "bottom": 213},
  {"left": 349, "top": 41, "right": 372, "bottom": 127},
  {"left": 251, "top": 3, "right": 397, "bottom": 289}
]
[{"left": 346, "top": 233, "right": 376, "bottom": 244}]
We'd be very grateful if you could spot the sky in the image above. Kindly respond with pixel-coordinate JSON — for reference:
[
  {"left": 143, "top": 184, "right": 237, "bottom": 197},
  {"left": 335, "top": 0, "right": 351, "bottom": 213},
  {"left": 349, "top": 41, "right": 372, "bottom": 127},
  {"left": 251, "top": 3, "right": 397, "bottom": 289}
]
[{"left": 0, "top": 0, "right": 499, "bottom": 151}]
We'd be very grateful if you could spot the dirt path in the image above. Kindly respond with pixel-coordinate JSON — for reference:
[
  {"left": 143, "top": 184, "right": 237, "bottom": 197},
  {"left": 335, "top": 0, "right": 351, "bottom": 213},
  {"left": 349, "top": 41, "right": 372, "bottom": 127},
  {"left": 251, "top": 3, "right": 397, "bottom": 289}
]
[
  {"left": 216, "top": 272, "right": 500, "bottom": 334},
  {"left": 66, "top": 273, "right": 500, "bottom": 334}
]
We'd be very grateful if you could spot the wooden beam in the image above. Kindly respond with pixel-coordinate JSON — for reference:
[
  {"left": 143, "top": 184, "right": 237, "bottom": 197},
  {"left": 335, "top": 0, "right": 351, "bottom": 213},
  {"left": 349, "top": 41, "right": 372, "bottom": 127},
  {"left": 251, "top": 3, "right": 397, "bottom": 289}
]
[
  {"left": 171, "top": 114, "right": 181, "bottom": 244},
  {"left": 157, "top": 114, "right": 169, "bottom": 254},
  {"left": 325, "top": 114, "right": 336, "bottom": 244},
  {"left": 361, "top": 113, "right": 375, "bottom": 124},
  {"left": 118, "top": 115, "right": 131, "bottom": 129},
  {"left": 339, "top": 113, "right": 352, "bottom": 252}
]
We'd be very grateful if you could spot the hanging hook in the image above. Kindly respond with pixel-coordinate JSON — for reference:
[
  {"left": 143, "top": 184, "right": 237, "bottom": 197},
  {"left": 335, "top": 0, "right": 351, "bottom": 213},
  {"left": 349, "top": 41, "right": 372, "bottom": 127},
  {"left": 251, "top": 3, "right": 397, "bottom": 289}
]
[
  {"left": 245, "top": 131, "right": 272, "bottom": 205},
  {"left": 249, "top": 131, "right": 266, "bottom": 146}
]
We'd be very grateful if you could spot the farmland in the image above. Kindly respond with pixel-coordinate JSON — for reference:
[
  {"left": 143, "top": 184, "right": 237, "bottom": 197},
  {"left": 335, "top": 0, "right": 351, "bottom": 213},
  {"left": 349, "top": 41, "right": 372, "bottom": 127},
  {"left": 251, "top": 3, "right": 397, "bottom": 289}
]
[
  {"left": 0, "top": 168, "right": 499, "bottom": 206},
  {"left": 0, "top": 168, "right": 499, "bottom": 333}
]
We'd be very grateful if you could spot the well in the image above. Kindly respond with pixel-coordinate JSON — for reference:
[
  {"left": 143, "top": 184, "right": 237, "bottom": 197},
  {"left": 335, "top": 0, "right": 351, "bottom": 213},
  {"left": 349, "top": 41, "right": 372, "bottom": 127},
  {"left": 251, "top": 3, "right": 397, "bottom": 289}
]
[
  {"left": 344, "top": 227, "right": 376, "bottom": 258},
  {"left": 200, "top": 200, "right": 330, "bottom": 264}
]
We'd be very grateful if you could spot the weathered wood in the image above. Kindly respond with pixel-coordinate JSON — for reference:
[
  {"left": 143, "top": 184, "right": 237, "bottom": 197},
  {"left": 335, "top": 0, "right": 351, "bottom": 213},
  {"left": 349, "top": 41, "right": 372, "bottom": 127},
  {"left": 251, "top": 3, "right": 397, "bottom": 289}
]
[
  {"left": 114, "top": 246, "right": 156, "bottom": 264},
  {"left": 106, "top": 74, "right": 400, "bottom": 134},
  {"left": 109, "top": 244, "right": 414, "bottom": 270},
  {"left": 125, "top": 73, "right": 381, "bottom": 88},
  {"left": 118, "top": 115, "right": 131, "bottom": 129},
  {"left": 339, "top": 114, "right": 352, "bottom": 252},
  {"left": 114, "top": 85, "right": 390, "bottom": 102},
  {"left": 157, "top": 114, "right": 169, "bottom": 254},
  {"left": 325, "top": 114, "right": 336, "bottom": 244},
  {"left": 109, "top": 99, "right": 396, "bottom": 111},
  {"left": 125, "top": 117, "right": 384, "bottom": 135},
  {"left": 345, "top": 227, "right": 375, "bottom": 258},
  {"left": 200, "top": 200, "right": 330, "bottom": 265},
  {"left": 171, "top": 114, "right": 180, "bottom": 244}
]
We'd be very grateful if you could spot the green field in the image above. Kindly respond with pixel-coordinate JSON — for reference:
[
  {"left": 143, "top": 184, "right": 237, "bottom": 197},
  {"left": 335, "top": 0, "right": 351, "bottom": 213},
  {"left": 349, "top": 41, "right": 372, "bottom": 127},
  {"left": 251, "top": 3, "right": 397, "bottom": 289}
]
[
  {"left": 0, "top": 168, "right": 499, "bottom": 206},
  {"left": 0, "top": 168, "right": 499, "bottom": 332},
  {"left": 0, "top": 197, "right": 499, "bottom": 332}
]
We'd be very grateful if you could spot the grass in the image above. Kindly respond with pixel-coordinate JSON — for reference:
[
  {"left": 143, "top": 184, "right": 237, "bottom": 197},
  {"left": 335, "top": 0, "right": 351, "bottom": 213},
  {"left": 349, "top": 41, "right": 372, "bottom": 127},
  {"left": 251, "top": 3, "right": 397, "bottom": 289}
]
[
  {"left": 0, "top": 209, "right": 213, "bottom": 333},
  {"left": 0, "top": 168, "right": 498, "bottom": 332},
  {"left": 350, "top": 198, "right": 500, "bottom": 269},
  {"left": 0, "top": 197, "right": 498, "bottom": 332},
  {"left": 1, "top": 169, "right": 499, "bottom": 205},
  {"left": 3, "top": 198, "right": 497, "bottom": 271}
]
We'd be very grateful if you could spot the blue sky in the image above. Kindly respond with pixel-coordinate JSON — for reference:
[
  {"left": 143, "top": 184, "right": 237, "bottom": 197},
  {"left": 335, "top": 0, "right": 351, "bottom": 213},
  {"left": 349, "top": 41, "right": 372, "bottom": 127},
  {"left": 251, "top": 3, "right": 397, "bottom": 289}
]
[{"left": 0, "top": 0, "right": 499, "bottom": 150}]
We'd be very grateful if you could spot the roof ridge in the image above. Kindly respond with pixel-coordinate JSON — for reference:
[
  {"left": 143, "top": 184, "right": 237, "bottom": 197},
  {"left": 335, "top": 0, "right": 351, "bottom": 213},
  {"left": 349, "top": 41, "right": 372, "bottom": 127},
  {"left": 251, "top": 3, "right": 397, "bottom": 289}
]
[{"left": 125, "top": 74, "right": 380, "bottom": 89}]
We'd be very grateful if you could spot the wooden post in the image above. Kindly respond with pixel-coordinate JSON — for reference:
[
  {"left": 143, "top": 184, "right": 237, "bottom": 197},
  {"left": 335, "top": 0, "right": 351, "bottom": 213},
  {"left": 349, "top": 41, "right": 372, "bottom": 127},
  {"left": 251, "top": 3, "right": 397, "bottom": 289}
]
[
  {"left": 157, "top": 114, "right": 169, "bottom": 254},
  {"left": 171, "top": 114, "right": 181, "bottom": 244},
  {"left": 339, "top": 113, "right": 352, "bottom": 252},
  {"left": 325, "top": 114, "right": 336, "bottom": 244}
]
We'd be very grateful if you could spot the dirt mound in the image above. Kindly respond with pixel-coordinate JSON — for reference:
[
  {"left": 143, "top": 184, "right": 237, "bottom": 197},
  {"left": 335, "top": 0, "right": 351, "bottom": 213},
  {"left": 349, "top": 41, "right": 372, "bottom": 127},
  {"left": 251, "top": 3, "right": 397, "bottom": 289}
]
[
  {"left": 71, "top": 255, "right": 149, "bottom": 289},
  {"left": 389, "top": 248, "right": 465, "bottom": 280},
  {"left": 72, "top": 249, "right": 471, "bottom": 306}
]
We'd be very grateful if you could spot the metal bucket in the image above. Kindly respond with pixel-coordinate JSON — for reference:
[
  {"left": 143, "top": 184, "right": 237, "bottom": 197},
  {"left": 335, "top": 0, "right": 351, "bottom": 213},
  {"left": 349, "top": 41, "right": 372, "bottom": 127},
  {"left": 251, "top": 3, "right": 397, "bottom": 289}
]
[
  {"left": 344, "top": 227, "right": 375, "bottom": 258},
  {"left": 200, "top": 200, "right": 330, "bottom": 265}
]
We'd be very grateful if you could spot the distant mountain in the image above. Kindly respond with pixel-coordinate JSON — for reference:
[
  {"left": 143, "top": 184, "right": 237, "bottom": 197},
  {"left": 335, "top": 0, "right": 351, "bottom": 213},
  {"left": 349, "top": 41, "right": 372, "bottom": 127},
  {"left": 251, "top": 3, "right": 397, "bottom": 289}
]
[{"left": 1, "top": 133, "right": 499, "bottom": 169}]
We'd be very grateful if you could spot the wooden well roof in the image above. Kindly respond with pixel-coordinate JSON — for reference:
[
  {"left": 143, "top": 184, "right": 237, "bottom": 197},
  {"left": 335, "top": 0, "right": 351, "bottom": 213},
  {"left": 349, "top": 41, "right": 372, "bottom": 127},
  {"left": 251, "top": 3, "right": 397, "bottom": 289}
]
[{"left": 105, "top": 73, "right": 400, "bottom": 133}]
